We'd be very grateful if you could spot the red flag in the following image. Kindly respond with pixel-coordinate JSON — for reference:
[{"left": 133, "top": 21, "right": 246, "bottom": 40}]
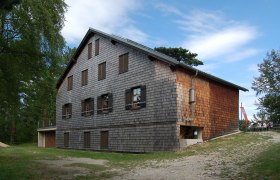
[{"left": 240, "top": 106, "right": 249, "bottom": 126}]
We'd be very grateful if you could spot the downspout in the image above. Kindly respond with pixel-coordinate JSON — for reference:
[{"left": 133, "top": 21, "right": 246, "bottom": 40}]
[{"left": 190, "top": 70, "right": 198, "bottom": 120}]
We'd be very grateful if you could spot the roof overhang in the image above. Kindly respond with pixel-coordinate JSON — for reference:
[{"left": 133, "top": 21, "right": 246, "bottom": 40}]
[{"left": 37, "top": 127, "right": 57, "bottom": 132}]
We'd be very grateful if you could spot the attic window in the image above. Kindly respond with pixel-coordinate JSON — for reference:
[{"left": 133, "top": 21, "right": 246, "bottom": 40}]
[
  {"left": 95, "top": 39, "right": 100, "bottom": 56},
  {"left": 119, "top": 53, "right": 128, "bottom": 74},
  {"left": 88, "top": 43, "right": 92, "bottom": 59},
  {"left": 125, "top": 86, "right": 146, "bottom": 110},
  {"left": 67, "top": 75, "right": 73, "bottom": 91}
]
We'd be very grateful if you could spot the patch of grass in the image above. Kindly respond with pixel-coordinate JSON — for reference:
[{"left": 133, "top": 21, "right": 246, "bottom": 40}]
[
  {"left": 238, "top": 143, "right": 280, "bottom": 180},
  {"left": 0, "top": 132, "right": 275, "bottom": 179}
]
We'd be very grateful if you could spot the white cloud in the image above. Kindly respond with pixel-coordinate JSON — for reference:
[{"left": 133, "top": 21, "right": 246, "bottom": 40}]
[
  {"left": 183, "top": 25, "right": 258, "bottom": 60},
  {"left": 62, "top": 0, "right": 147, "bottom": 45},
  {"left": 155, "top": 3, "right": 184, "bottom": 16},
  {"left": 196, "top": 63, "right": 220, "bottom": 73},
  {"left": 225, "top": 48, "right": 261, "bottom": 63},
  {"left": 178, "top": 10, "right": 260, "bottom": 63}
]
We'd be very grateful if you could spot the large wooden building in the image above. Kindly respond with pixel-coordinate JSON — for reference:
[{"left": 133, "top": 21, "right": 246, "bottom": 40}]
[{"left": 56, "top": 28, "right": 248, "bottom": 152}]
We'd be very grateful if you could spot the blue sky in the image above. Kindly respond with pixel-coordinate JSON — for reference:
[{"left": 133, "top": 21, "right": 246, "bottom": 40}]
[{"left": 62, "top": 0, "right": 280, "bottom": 120}]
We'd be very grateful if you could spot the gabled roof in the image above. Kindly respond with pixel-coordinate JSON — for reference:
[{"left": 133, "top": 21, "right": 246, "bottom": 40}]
[{"left": 56, "top": 28, "right": 248, "bottom": 91}]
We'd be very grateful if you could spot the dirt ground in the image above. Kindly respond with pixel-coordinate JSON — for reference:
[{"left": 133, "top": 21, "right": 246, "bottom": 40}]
[
  {"left": 114, "top": 131, "right": 280, "bottom": 180},
  {"left": 35, "top": 157, "right": 108, "bottom": 179},
  {"left": 37, "top": 131, "right": 280, "bottom": 179}
]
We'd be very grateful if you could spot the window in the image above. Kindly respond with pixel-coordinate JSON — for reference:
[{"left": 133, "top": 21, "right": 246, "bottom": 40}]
[
  {"left": 119, "top": 53, "right": 128, "bottom": 74},
  {"left": 97, "top": 93, "right": 113, "bottom": 114},
  {"left": 64, "top": 132, "right": 69, "bottom": 147},
  {"left": 125, "top": 85, "right": 146, "bottom": 110},
  {"left": 98, "top": 62, "right": 106, "bottom": 80},
  {"left": 62, "top": 103, "right": 72, "bottom": 119},
  {"left": 100, "top": 131, "right": 108, "bottom": 149},
  {"left": 84, "top": 132, "right": 91, "bottom": 148},
  {"left": 81, "top": 98, "right": 94, "bottom": 116},
  {"left": 95, "top": 39, "right": 100, "bottom": 56},
  {"left": 67, "top": 75, "right": 73, "bottom": 91},
  {"left": 81, "top": 69, "right": 88, "bottom": 86},
  {"left": 88, "top": 42, "right": 92, "bottom": 59}
]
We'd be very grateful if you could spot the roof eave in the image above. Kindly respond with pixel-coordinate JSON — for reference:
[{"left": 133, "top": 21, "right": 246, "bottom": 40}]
[{"left": 178, "top": 63, "right": 249, "bottom": 92}]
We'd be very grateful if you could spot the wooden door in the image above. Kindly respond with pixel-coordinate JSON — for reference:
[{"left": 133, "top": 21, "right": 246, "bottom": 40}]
[
  {"left": 45, "top": 131, "right": 55, "bottom": 147},
  {"left": 64, "top": 132, "right": 69, "bottom": 147},
  {"left": 100, "top": 131, "right": 108, "bottom": 149}
]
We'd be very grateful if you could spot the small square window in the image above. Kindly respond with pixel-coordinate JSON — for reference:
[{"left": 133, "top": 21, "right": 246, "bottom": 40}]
[
  {"left": 125, "top": 86, "right": 146, "bottom": 110},
  {"left": 97, "top": 93, "right": 113, "bottom": 114},
  {"left": 81, "top": 98, "right": 94, "bottom": 116},
  {"left": 62, "top": 103, "right": 72, "bottom": 119},
  {"left": 133, "top": 88, "right": 141, "bottom": 103}
]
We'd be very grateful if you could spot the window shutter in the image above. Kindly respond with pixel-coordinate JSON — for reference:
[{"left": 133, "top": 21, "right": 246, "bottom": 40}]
[
  {"left": 124, "top": 53, "right": 128, "bottom": 72},
  {"left": 85, "top": 69, "right": 88, "bottom": 85},
  {"left": 98, "top": 64, "right": 101, "bottom": 80},
  {"left": 62, "top": 105, "right": 66, "bottom": 119},
  {"left": 140, "top": 85, "right": 146, "bottom": 107},
  {"left": 69, "top": 103, "right": 72, "bottom": 118},
  {"left": 88, "top": 43, "right": 92, "bottom": 59},
  {"left": 95, "top": 39, "right": 99, "bottom": 56},
  {"left": 119, "top": 55, "right": 123, "bottom": 73},
  {"left": 97, "top": 96, "right": 102, "bottom": 114},
  {"left": 102, "top": 62, "right": 106, "bottom": 79},
  {"left": 81, "top": 100, "right": 85, "bottom": 116},
  {"left": 108, "top": 93, "right": 113, "bottom": 112},
  {"left": 90, "top": 98, "right": 94, "bottom": 115},
  {"left": 125, "top": 89, "right": 132, "bottom": 110},
  {"left": 81, "top": 71, "right": 83, "bottom": 86}
]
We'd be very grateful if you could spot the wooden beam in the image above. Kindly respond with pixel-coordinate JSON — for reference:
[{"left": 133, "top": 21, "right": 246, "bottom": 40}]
[
  {"left": 111, "top": 39, "right": 116, "bottom": 45},
  {"left": 169, "top": 65, "right": 176, "bottom": 72},
  {"left": 148, "top": 55, "right": 157, "bottom": 61}
]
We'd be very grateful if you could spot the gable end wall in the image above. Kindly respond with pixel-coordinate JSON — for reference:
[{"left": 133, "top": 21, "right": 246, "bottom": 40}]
[{"left": 56, "top": 35, "right": 179, "bottom": 152}]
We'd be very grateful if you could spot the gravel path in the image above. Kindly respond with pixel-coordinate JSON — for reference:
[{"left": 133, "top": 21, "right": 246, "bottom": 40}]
[{"left": 113, "top": 131, "right": 280, "bottom": 180}]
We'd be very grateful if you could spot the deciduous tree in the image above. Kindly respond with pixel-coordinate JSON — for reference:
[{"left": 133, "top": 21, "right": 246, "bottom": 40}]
[
  {"left": 252, "top": 49, "right": 280, "bottom": 123},
  {"left": 0, "top": 0, "right": 67, "bottom": 143}
]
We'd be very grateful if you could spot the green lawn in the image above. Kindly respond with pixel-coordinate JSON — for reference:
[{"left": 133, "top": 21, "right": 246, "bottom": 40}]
[
  {"left": 238, "top": 143, "right": 280, "bottom": 180},
  {"left": 0, "top": 132, "right": 279, "bottom": 179}
]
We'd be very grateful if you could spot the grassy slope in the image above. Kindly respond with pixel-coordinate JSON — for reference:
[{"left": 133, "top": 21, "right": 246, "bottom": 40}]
[
  {"left": 0, "top": 132, "right": 279, "bottom": 179},
  {"left": 239, "top": 143, "right": 280, "bottom": 180}
]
